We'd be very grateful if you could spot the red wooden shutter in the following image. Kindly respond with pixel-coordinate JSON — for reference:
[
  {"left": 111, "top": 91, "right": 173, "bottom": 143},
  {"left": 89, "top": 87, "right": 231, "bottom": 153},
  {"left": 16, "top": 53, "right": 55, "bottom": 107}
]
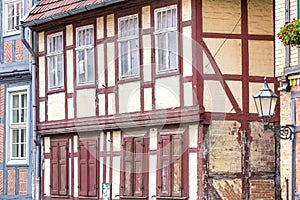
[
  {"left": 59, "top": 141, "right": 68, "bottom": 195},
  {"left": 50, "top": 141, "right": 59, "bottom": 195},
  {"left": 171, "top": 134, "right": 182, "bottom": 197},
  {"left": 88, "top": 141, "right": 97, "bottom": 196},
  {"left": 159, "top": 135, "right": 171, "bottom": 196},
  {"left": 79, "top": 141, "right": 88, "bottom": 196},
  {"left": 133, "top": 138, "right": 144, "bottom": 196},
  {"left": 123, "top": 137, "right": 133, "bottom": 196}
]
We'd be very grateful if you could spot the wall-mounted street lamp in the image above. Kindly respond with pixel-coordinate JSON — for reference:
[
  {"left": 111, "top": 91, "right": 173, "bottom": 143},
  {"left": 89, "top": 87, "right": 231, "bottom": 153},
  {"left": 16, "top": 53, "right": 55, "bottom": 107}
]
[{"left": 253, "top": 77, "right": 294, "bottom": 140}]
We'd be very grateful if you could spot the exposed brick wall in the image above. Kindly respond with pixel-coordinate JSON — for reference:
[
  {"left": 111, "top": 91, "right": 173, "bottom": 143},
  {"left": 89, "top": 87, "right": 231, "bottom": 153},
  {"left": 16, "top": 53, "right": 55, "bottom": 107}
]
[
  {"left": 0, "top": 85, "right": 4, "bottom": 118},
  {"left": 4, "top": 41, "right": 12, "bottom": 63},
  {"left": 19, "top": 169, "right": 27, "bottom": 195},
  {"left": 249, "top": 122, "right": 275, "bottom": 173},
  {"left": 0, "top": 170, "right": 3, "bottom": 194},
  {"left": 7, "top": 169, "right": 15, "bottom": 195},
  {"left": 250, "top": 180, "right": 275, "bottom": 199},
  {"left": 0, "top": 124, "right": 4, "bottom": 163},
  {"left": 15, "top": 40, "right": 24, "bottom": 61}
]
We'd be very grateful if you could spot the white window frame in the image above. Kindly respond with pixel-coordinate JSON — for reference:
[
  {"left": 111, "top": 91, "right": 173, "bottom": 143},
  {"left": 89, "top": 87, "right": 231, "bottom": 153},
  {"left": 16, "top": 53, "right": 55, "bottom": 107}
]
[
  {"left": 154, "top": 5, "right": 178, "bottom": 73},
  {"left": 47, "top": 32, "right": 64, "bottom": 89},
  {"left": 2, "top": 0, "right": 23, "bottom": 36},
  {"left": 118, "top": 14, "right": 140, "bottom": 79},
  {"left": 76, "top": 25, "right": 95, "bottom": 85},
  {"left": 6, "top": 85, "right": 30, "bottom": 165}
]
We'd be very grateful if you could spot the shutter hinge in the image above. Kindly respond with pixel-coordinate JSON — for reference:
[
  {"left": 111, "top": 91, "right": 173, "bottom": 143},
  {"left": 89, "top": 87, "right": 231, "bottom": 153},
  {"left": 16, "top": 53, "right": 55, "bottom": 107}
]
[
  {"left": 49, "top": 184, "right": 52, "bottom": 188},
  {"left": 78, "top": 185, "right": 80, "bottom": 189},
  {"left": 65, "top": 145, "right": 69, "bottom": 150},
  {"left": 158, "top": 141, "right": 162, "bottom": 145},
  {"left": 158, "top": 186, "right": 162, "bottom": 189},
  {"left": 65, "top": 184, "right": 69, "bottom": 189},
  {"left": 121, "top": 144, "right": 125, "bottom": 147},
  {"left": 94, "top": 184, "right": 98, "bottom": 190},
  {"left": 181, "top": 186, "right": 184, "bottom": 190},
  {"left": 141, "top": 186, "right": 144, "bottom": 190}
]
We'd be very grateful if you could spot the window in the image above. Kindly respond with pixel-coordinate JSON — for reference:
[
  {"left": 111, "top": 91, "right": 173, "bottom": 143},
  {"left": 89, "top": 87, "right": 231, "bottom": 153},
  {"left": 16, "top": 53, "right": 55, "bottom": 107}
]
[
  {"left": 121, "top": 137, "right": 146, "bottom": 197},
  {"left": 158, "top": 132, "right": 185, "bottom": 197},
  {"left": 118, "top": 14, "right": 139, "bottom": 78},
  {"left": 50, "top": 139, "right": 69, "bottom": 196},
  {"left": 6, "top": 86, "right": 29, "bottom": 165},
  {"left": 3, "top": 0, "right": 23, "bottom": 35},
  {"left": 47, "top": 32, "right": 64, "bottom": 89},
  {"left": 76, "top": 25, "right": 94, "bottom": 85},
  {"left": 78, "top": 139, "right": 98, "bottom": 197},
  {"left": 154, "top": 5, "right": 178, "bottom": 73}
]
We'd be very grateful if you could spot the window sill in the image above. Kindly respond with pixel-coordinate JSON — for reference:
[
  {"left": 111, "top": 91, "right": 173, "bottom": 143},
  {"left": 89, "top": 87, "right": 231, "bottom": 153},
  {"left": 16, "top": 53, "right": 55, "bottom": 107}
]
[
  {"left": 120, "top": 196, "right": 148, "bottom": 199},
  {"left": 156, "top": 70, "right": 179, "bottom": 78},
  {"left": 47, "top": 87, "right": 65, "bottom": 94},
  {"left": 3, "top": 30, "right": 20, "bottom": 37},
  {"left": 156, "top": 197, "right": 188, "bottom": 200},
  {"left": 79, "top": 196, "right": 98, "bottom": 199}
]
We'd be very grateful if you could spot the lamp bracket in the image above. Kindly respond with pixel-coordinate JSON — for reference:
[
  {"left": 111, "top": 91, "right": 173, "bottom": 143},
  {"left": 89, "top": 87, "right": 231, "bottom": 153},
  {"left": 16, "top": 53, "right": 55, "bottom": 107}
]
[{"left": 265, "top": 124, "right": 295, "bottom": 140}]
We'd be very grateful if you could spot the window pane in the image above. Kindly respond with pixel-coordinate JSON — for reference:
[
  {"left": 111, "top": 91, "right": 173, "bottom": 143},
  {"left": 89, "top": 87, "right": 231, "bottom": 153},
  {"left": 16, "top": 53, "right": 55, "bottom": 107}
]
[
  {"left": 157, "top": 34, "right": 167, "bottom": 71},
  {"left": 121, "top": 42, "right": 129, "bottom": 76},
  {"left": 21, "top": 94, "right": 27, "bottom": 122},
  {"left": 12, "top": 95, "right": 19, "bottom": 123},
  {"left": 87, "top": 48, "right": 94, "bottom": 82},
  {"left": 12, "top": 129, "right": 19, "bottom": 143},
  {"left": 130, "top": 39, "right": 139, "bottom": 75},
  {"left": 12, "top": 144, "right": 18, "bottom": 157},
  {"left": 168, "top": 31, "right": 177, "bottom": 70}
]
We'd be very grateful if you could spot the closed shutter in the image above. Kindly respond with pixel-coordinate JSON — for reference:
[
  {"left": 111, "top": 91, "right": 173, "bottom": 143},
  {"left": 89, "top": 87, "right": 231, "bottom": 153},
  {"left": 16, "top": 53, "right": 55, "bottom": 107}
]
[
  {"left": 171, "top": 134, "right": 182, "bottom": 197},
  {"left": 133, "top": 138, "right": 144, "bottom": 196},
  {"left": 79, "top": 141, "right": 88, "bottom": 196},
  {"left": 123, "top": 137, "right": 133, "bottom": 196},
  {"left": 159, "top": 135, "right": 171, "bottom": 196},
  {"left": 59, "top": 141, "right": 68, "bottom": 195},
  {"left": 50, "top": 141, "right": 59, "bottom": 195},
  {"left": 88, "top": 140, "right": 98, "bottom": 196}
]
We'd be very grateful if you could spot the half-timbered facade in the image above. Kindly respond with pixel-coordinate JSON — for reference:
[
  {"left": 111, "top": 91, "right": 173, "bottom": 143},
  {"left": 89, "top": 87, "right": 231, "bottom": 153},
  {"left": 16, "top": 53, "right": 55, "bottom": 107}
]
[
  {"left": 22, "top": 0, "right": 277, "bottom": 199},
  {"left": 0, "top": 0, "right": 37, "bottom": 199}
]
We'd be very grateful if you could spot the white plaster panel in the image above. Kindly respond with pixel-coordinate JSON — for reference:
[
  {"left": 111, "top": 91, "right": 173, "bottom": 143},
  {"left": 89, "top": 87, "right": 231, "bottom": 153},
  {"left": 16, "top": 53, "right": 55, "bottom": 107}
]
[
  {"left": 67, "top": 50, "right": 74, "bottom": 93},
  {"left": 182, "top": 0, "right": 191, "bottom": 21},
  {"left": 107, "top": 42, "right": 115, "bottom": 87},
  {"left": 66, "top": 24, "right": 73, "bottom": 46},
  {"left": 119, "top": 82, "right": 141, "bottom": 113},
  {"left": 98, "top": 94, "right": 106, "bottom": 116},
  {"left": 149, "top": 128, "right": 157, "bottom": 150},
  {"left": 155, "top": 76, "right": 180, "bottom": 109},
  {"left": 44, "top": 137, "right": 50, "bottom": 153},
  {"left": 149, "top": 154, "right": 157, "bottom": 198},
  {"left": 113, "top": 131, "right": 121, "bottom": 152},
  {"left": 98, "top": 44, "right": 105, "bottom": 87},
  {"left": 48, "top": 93, "right": 65, "bottom": 121},
  {"left": 183, "top": 26, "right": 193, "bottom": 77},
  {"left": 106, "top": 157, "right": 110, "bottom": 182},
  {"left": 67, "top": 98, "right": 74, "bottom": 119},
  {"left": 108, "top": 93, "right": 116, "bottom": 115},
  {"left": 74, "top": 157, "right": 78, "bottom": 197},
  {"left": 189, "top": 124, "right": 198, "bottom": 148},
  {"left": 38, "top": 32, "right": 45, "bottom": 52},
  {"left": 106, "top": 132, "right": 111, "bottom": 152},
  {"left": 189, "top": 153, "right": 198, "bottom": 199},
  {"left": 107, "top": 14, "right": 115, "bottom": 37},
  {"left": 39, "top": 101, "right": 45, "bottom": 122},
  {"left": 100, "top": 131, "right": 104, "bottom": 152},
  {"left": 142, "top": 6, "right": 151, "bottom": 29},
  {"left": 184, "top": 82, "right": 193, "bottom": 107},
  {"left": 74, "top": 135, "right": 78, "bottom": 153},
  {"left": 143, "top": 35, "right": 152, "bottom": 82},
  {"left": 204, "top": 80, "right": 234, "bottom": 113},
  {"left": 69, "top": 157, "right": 72, "bottom": 195},
  {"left": 39, "top": 56, "right": 45, "bottom": 97},
  {"left": 112, "top": 157, "right": 121, "bottom": 199},
  {"left": 97, "top": 17, "right": 104, "bottom": 39},
  {"left": 144, "top": 88, "right": 152, "bottom": 111},
  {"left": 226, "top": 80, "right": 242, "bottom": 110},
  {"left": 99, "top": 157, "right": 104, "bottom": 198},
  {"left": 204, "top": 38, "right": 242, "bottom": 75},
  {"left": 76, "top": 89, "right": 95, "bottom": 118},
  {"left": 44, "top": 159, "right": 50, "bottom": 196}
]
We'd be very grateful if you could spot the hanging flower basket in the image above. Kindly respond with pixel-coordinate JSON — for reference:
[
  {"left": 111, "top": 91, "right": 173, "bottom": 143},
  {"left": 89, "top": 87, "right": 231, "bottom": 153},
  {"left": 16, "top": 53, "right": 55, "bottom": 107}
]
[{"left": 277, "top": 19, "right": 300, "bottom": 47}]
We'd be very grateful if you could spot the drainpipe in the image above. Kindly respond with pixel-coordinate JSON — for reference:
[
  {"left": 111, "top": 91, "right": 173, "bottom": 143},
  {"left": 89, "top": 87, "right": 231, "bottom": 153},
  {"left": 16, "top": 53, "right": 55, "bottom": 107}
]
[{"left": 20, "top": 25, "right": 40, "bottom": 200}]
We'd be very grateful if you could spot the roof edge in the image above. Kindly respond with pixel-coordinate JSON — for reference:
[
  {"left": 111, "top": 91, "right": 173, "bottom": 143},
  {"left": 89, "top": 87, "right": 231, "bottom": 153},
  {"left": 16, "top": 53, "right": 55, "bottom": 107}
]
[{"left": 21, "top": 0, "right": 127, "bottom": 28}]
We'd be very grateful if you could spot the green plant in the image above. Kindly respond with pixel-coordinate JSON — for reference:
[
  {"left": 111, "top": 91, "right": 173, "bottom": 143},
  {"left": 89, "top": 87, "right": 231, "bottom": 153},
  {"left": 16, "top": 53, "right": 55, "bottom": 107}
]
[{"left": 277, "top": 18, "right": 300, "bottom": 47}]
